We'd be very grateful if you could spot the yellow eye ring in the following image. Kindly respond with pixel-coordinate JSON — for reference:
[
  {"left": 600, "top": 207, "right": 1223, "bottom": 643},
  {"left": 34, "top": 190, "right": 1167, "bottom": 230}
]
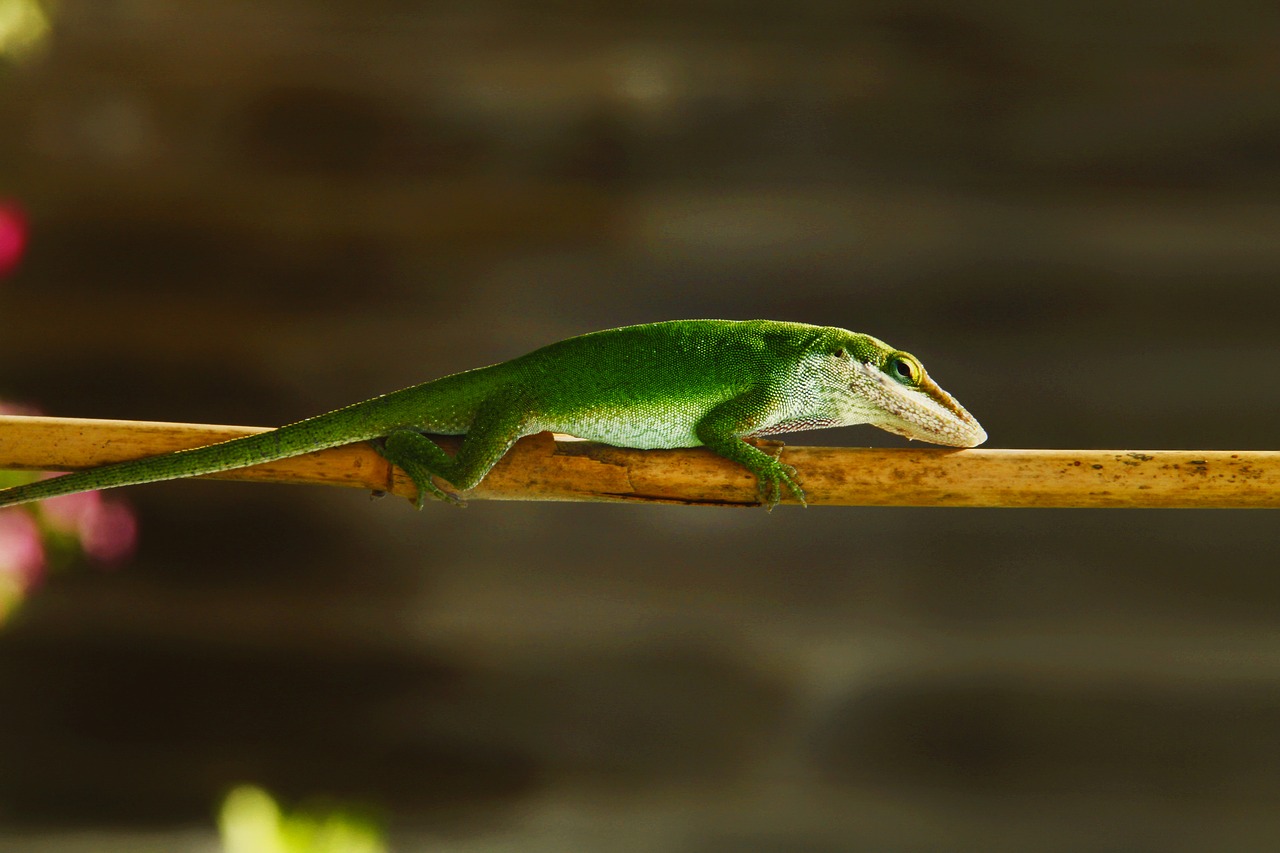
[{"left": 887, "top": 353, "right": 923, "bottom": 385}]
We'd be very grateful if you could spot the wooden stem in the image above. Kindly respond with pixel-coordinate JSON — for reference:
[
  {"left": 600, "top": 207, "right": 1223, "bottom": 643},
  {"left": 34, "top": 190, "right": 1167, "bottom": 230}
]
[{"left": 1, "top": 415, "right": 1277, "bottom": 509}]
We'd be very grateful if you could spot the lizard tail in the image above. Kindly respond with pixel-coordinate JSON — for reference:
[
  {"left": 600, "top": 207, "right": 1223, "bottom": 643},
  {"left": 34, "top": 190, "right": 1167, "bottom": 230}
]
[{"left": 0, "top": 395, "right": 412, "bottom": 509}]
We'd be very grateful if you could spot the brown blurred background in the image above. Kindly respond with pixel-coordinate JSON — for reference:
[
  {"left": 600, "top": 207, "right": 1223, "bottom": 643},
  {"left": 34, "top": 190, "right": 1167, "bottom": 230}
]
[{"left": 2, "top": 1, "right": 1279, "bottom": 850}]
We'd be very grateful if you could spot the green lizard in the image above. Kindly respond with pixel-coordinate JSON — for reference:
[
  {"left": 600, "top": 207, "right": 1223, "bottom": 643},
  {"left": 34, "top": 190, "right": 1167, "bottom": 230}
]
[{"left": 0, "top": 319, "right": 985, "bottom": 509}]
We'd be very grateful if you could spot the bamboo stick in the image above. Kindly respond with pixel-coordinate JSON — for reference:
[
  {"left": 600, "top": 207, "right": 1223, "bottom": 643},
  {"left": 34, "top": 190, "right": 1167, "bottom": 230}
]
[{"left": 1, "top": 415, "right": 1277, "bottom": 508}]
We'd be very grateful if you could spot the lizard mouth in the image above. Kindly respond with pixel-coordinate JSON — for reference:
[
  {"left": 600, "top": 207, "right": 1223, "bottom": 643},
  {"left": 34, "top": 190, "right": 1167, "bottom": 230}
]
[
  {"left": 881, "top": 413, "right": 987, "bottom": 447},
  {"left": 851, "top": 362, "right": 987, "bottom": 448},
  {"left": 913, "top": 374, "right": 987, "bottom": 447}
]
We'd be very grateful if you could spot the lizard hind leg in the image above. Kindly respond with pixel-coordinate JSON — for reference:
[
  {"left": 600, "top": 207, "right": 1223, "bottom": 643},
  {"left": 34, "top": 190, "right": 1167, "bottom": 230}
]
[
  {"left": 376, "top": 399, "right": 530, "bottom": 509},
  {"left": 377, "top": 430, "right": 463, "bottom": 508}
]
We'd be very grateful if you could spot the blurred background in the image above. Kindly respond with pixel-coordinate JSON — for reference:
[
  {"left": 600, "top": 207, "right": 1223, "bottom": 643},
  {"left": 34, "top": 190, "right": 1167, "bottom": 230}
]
[{"left": 1, "top": 1, "right": 1279, "bottom": 850}]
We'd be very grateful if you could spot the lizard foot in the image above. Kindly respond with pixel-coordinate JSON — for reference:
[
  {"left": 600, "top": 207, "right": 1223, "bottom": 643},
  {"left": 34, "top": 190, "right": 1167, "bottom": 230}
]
[{"left": 757, "top": 459, "right": 806, "bottom": 511}]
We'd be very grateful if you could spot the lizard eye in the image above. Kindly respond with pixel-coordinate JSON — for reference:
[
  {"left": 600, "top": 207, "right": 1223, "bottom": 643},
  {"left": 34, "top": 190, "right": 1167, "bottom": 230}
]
[{"left": 887, "top": 353, "right": 922, "bottom": 385}]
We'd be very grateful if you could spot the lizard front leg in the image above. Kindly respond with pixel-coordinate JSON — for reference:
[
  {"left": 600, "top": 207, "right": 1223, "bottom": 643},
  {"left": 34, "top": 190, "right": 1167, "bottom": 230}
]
[{"left": 695, "top": 390, "right": 806, "bottom": 510}]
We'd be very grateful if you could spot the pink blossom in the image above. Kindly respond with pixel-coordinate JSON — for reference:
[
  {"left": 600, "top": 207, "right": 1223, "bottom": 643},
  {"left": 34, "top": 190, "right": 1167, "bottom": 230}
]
[
  {"left": 0, "top": 401, "right": 39, "bottom": 416},
  {"left": 0, "top": 201, "right": 28, "bottom": 278},
  {"left": 78, "top": 499, "right": 138, "bottom": 565},
  {"left": 0, "top": 509, "right": 46, "bottom": 589},
  {"left": 42, "top": 490, "right": 138, "bottom": 565},
  {"left": 39, "top": 488, "right": 102, "bottom": 534}
]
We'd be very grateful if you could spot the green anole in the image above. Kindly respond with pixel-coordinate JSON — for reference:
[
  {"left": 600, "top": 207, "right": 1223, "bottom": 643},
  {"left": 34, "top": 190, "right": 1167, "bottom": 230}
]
[{"left": 0, "top": 319, "right": 985, "bottom": 509}]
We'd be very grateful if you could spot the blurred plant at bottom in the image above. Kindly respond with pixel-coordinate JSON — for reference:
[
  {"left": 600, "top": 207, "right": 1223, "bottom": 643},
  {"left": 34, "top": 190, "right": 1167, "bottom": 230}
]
[
  {"left": 0, "top": 402, "right": 138, "bottom": 624},
  {"left": 220, "top": 785, "right": 387, "bottom": 853}
]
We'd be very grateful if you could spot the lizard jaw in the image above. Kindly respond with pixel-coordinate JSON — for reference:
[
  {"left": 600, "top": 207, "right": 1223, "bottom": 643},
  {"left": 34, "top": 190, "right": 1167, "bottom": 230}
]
[{"left": 850, "top": 361, "right": 987, "bottom": 448}]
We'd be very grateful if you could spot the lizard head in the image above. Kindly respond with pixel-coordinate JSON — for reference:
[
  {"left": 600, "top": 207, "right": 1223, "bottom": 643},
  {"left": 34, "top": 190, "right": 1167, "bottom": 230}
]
[{"left": 822, "top": 331, "right": 987, "bottom": 448}]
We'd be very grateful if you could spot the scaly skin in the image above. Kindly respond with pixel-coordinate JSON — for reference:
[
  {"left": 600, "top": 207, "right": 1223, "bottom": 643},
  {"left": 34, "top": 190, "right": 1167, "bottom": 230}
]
[{"left": 0, "top": 320, "right": 986, "bottom": 509}]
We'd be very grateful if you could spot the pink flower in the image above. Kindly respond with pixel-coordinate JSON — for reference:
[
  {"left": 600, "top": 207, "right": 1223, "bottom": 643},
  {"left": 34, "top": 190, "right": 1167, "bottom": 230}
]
[
  {"left": 0, "top": 509, "right": 46, "bottom": 589},
  {"left": 0, "top": 201, "right": 28, "bottom": 278},
  {"left": 0, "top": 401, "right": 39, "bottom": 416},
  {"left": 38, "top": 488, "right": 101, "bottom": 534},
  {"left": 41, "top": 490, "right": 138, "bottom": 566},
  {"left": 78, "top": 500, "right": 138, "bottom": 564}
]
